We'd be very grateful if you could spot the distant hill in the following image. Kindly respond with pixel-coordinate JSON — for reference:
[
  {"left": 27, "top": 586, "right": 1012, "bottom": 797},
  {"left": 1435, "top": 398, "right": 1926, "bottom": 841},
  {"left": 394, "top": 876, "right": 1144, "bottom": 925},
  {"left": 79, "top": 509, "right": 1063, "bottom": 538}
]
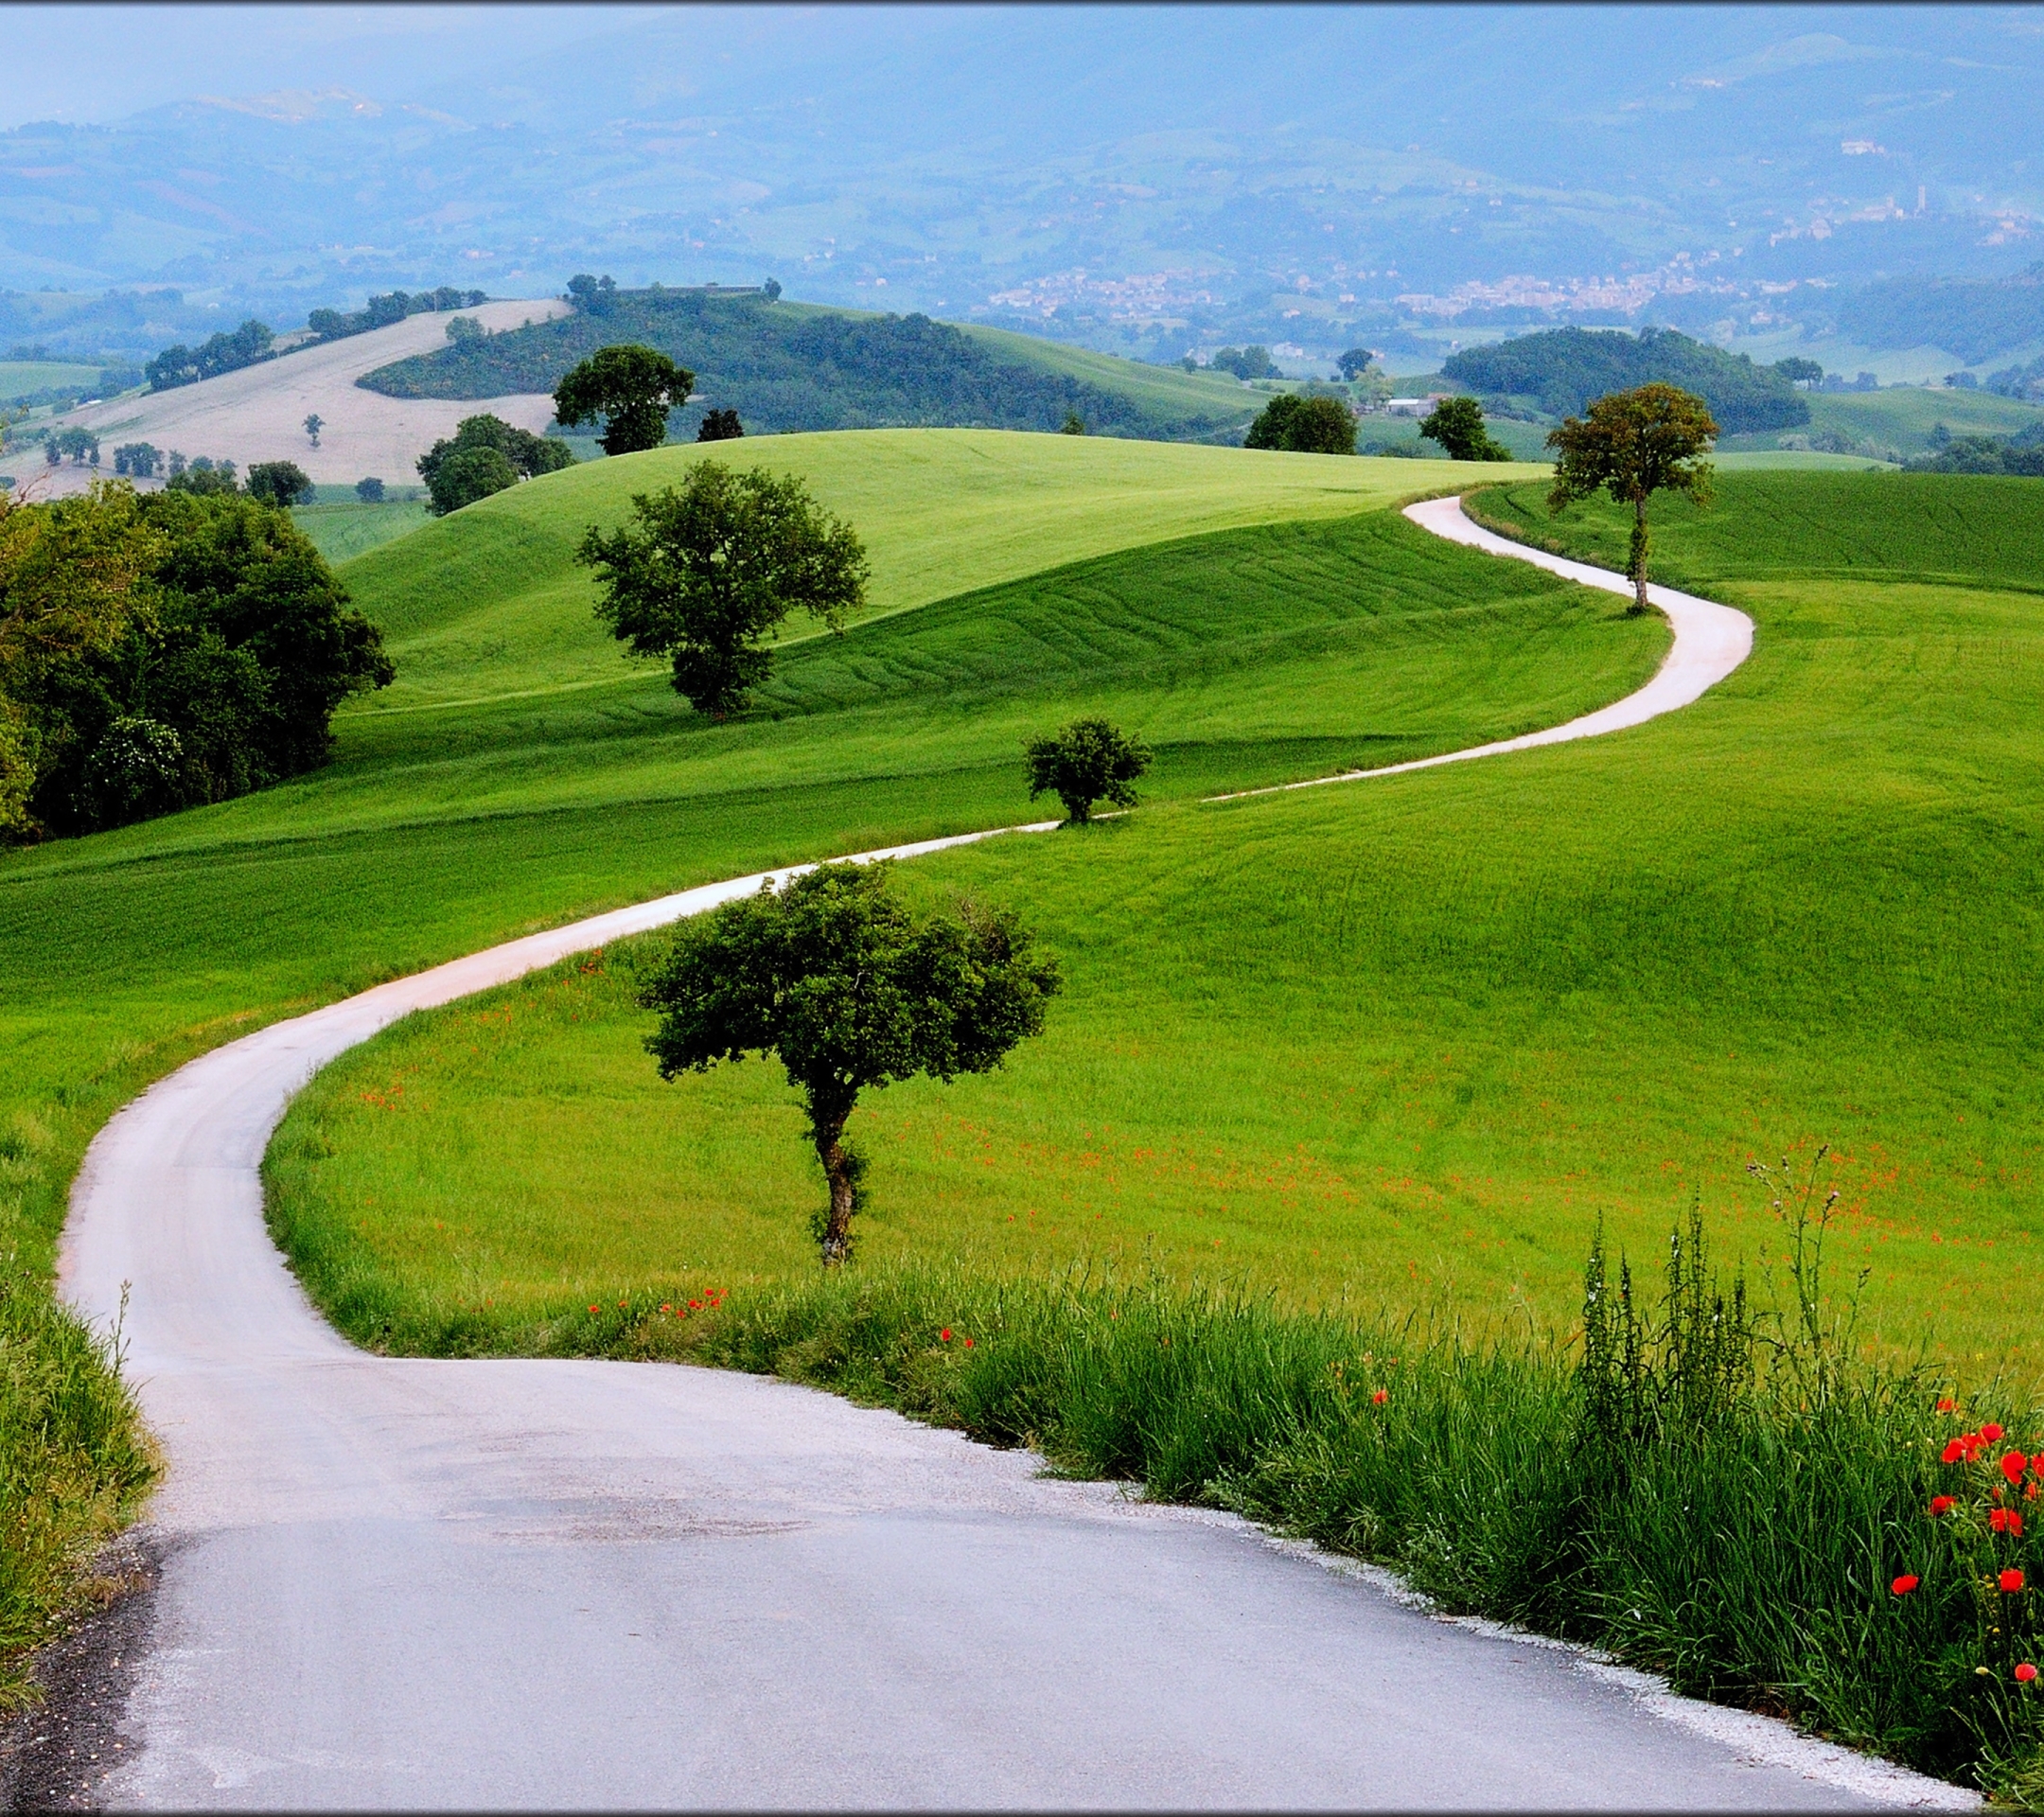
[
  {"left": 1831, "top": 264, "right": 2044, "bottom": 367},
  {"left": 1441, "top": 326, "right": 1809, "bottom": 434},
  {"left": 357, "top": 291, "right": 1259, "bottom": 442}
]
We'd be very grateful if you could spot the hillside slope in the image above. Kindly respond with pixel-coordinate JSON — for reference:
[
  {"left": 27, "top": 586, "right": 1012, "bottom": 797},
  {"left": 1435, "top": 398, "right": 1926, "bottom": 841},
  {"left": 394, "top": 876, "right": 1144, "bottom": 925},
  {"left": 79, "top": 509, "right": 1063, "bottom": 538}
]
[
  {"left": 45, "top": 299, "right": 566, "bottom": 495},
  {"left": 358, "top": 291, "right": 1260, "bottom": 441}
]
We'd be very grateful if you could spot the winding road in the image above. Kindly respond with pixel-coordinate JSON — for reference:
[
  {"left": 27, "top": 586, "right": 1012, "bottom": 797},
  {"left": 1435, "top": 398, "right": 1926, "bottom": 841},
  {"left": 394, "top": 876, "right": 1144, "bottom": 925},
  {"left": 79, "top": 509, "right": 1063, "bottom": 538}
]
[{"left": 51, "top": 501, "right": 1959, "bottom": 1809}]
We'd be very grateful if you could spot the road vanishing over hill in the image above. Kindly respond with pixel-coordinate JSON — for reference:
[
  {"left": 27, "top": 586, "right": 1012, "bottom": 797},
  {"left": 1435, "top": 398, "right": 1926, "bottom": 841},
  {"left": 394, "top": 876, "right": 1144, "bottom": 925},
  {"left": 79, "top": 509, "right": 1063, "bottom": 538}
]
[{"left": 51, "top": 500, "right": 1956, "bottom": 1811}]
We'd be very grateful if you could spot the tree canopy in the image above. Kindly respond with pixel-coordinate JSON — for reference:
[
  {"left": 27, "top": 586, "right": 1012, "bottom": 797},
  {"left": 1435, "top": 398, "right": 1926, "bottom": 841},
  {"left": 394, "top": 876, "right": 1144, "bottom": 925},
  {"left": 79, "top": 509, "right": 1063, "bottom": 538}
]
[
  {"left": 1418, "top": 395, "right": 1511, "bottom": 462},
  {"left": 246, "top": 461, "right": 314, "bottom": 507},
  {"left": 640, "top": 861, "right": 1060, "bottom": 1261},
  {"left": 144, "top": 319, "right": 274, "bottom": 393},
  {"left": 696, "top": 407, "right": 743, "bottom": 443},
  {"left": 1243, "top": 393, "right": 1357, "bottom": 455},
  {"left": 1024, "top": 717, "right": 1152, "bottom": 824},
  {"left": 0, "top": 481, "right": 392, "bottom": 838},
  {"left": 1547, "top": 382, "right": 1718, "bottom": 613},
  {"left": 553, "top": 344, "right": 693, "bottom": 455},
  {"left": 578, "top": 461, "right": 868, "bottom": 716},
  {"left": 416, "top": 414, "right": 573, "bottom": 516}
]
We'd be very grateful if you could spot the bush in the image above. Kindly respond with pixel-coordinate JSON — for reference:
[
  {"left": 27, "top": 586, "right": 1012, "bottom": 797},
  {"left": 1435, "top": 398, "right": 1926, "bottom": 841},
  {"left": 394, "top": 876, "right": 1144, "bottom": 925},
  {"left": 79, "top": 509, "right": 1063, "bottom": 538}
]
[
  {"left": 1023, "top": 717, "right": 1152, "bottom": 823},
  {"left": 80, "top": 715, "right": 184, "bottom": 826},
  {"left": 1243, "top": 393, "right": 1357, "bottom": 455},
  {"left": 245, "top": 461, "right": 314, "bottom": 507},
  {"left": 354, "top": 476, "right": 385, "bottom": 503},
  {"left": 696, "top": 407, "right": 743, "bottom": 443}
]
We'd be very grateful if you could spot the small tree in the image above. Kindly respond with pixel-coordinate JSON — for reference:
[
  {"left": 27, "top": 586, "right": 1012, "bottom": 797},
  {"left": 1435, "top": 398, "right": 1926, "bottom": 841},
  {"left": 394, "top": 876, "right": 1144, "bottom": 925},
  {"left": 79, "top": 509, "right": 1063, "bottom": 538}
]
[
  {"left": 696, "top": 407, "right": 743, "bottom": 443},
  {"left": 1024, "top": 717, "right": 1151, "bottom": 824},
  {"left": 355, "top": 476, "right": 385, "bottom": 503},
  {"left": 640, "top": 861, "right": 1061, "bottom": 1262},
  {"left": 1060, "top": 409, "right": 1086, "bottom": 435},
  {"left": 422, "top": 444, "right": 516, "bottom": 515},
  {"left": 1547, "top": 382, "right": 1718, "bottom": 613},
  {"left": 1337, "top": 347, "right": 1376, "bottom": 381},
  {"left": 1418, "top": 396, "right": 1511, "bottom": 462},
  {"left": 578, "top": 461, "right": 867, "bottom": 716},
  {"left": 1773, "top": 357, "right": 1824, "bottom": 390},
  {"left": 246, "top": 461, "right": 313, "bottom": 507},
  {"left": 417, "top": 415, "right": 572, "bottom": 515},
  {"left": 303, "top": 413, "right": 323, "bottom": 449},
  {"left": 1244, "top": 393, "right": 1356, "bottom": 455},
  {"left": 554, "top": 344, "right": 693, "bottom": 455}
]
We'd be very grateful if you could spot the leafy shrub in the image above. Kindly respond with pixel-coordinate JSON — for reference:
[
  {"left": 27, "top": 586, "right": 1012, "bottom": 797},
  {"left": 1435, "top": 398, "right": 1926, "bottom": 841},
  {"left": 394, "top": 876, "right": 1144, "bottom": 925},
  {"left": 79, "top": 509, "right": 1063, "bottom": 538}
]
[
  {"left": 1244, "top": 393, "right": 1357, "bottom": 454},
  {"left": 354, "top": 476, "right": 385, "bottom": 503}
]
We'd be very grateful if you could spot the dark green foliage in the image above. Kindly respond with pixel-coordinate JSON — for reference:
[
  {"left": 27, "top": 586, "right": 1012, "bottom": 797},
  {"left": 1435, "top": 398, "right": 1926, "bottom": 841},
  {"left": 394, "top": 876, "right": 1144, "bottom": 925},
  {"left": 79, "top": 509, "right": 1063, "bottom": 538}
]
[
  {"left": 1023, "top": 716, "right": 1152, "bottom": 823},
  {"left": 1418, "top": 395, "right": 1510, "bottom": 461},
  {"left": 1773, "top": 357, "right": 1825, "bottom": 389},
  {"left": 111, "top": 442, "right": 161, "bottom": 479},
  {"left": 145, "top": 318, "right": 273, "bottom": 392},
  {"left": 1060, "top": 409, "right": 1086, "bottom": 435},
  {"left": 354, "top": 477, "right": 385, "bottom": 503},
  {"left": 245, "top": 461, "right": 313, "bottom": 507},
  {"left": 1208, "top": 344, "right": 1273, "bottom": 379},
  {"left": 641, "top": 861, "right": 1060, "bottom": 1261},
  {"left": 1244, "top": 393, "right": 1357, "bottom": 455},
  {"left": 1986, "top": 355, "right": 2044, "bottom": 403},
  {"left": 48, "top": 427, "right": 98, "bottom": 467},
  {"left": 416, "top": 414, "right": 573, "bottom": 516},
  {"left": 1337, "top": 347, "right": 1376, "bottom": 381},
  {"left": 307, "top": 286, "right": 485, "bottom": 344},
  {"left": 553, "top": 344, "right": 693, "bottom": 456},
  {"left": 359, "top": 288, "right": 1246, "bottom": 440},
  {"left": 1443, "top": 326, "right": 1807, "bottom": 434},
  {"left": 696, "top": 407, "right": 743, "bottom": 443},
  {"left": 165, "top": 457, "right": 237, "bottom": 497},
  {"left": 1, "top": 487, "right": 393, "bottom": 836},
  {"left": 577, "top": 461, "right": 868, "bottom": 715},
  {"left": 303, "top": 414, "right": 323, "bottom": 449},
  {"left": 1905, "top": 426, "right": 2044, "bottom": 477},
  {"left": 1833, "top": 263, "right": 2044, "bottom": 366}
]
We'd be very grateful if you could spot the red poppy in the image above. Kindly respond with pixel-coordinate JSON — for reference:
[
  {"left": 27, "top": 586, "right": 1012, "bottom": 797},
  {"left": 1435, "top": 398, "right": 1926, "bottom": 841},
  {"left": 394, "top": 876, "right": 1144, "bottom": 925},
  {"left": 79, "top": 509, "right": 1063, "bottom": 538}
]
[
  {"left": 2004, "top": 1451, "right": 2031, "bottom": 1486},
  {"left": 1937, "top": 1397, "right": 1957, "bottom": 1413},
  {"left": 2000, "top": 1568, "right": 2026, "bottom": 1594},
  {"left": 1371, "top": 1388, "right": 1390, "bottom": 1405},
  {"left": 1892, "top": 1575, "right": 1919, "bottom": 1596},
  {"left": 1992, "top": 1508, "right": 2025, "bottom": 1537},
  {"left": 1930, "top": 1496, "right": 1956, "bottom": 1515},
  {"left": 1983, "top": 1423, "right": 2005, "bottom": 1442},
  {"left": 1943, "top": 1439, "right": 1967, "bottom": 1464},
  {"left": 940, "top": 1328, "right": 952, "bottom": 1342},
  {"left": 588, "top": 1304, "right": 599, "bottom": 1314},
  {"left": 963, "top": 1337, "right": 975, "bottom": 1348},
  {"left": 2018, "top": 1664, "right": 2040, "bottom": 1685},
  {"left": 689, "top": 1299, "right": 701, "bottom": 1310}
]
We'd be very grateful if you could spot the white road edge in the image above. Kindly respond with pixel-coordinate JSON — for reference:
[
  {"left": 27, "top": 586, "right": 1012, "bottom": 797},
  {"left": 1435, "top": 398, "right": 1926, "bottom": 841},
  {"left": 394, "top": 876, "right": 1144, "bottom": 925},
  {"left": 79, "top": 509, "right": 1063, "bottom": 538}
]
[{"left": 55, "top": 498, "right": 1967, "bottom": 1811}]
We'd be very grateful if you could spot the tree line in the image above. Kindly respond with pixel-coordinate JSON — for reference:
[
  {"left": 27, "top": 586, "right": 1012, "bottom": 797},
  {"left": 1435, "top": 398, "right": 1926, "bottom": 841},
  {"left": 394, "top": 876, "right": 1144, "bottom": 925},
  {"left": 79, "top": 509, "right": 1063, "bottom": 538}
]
[
  {"left": 0, "top": 481, "right": 391, "bottom": 839},
  {"left": 308, "top": 287, "right": 488, "bottom": 344}
]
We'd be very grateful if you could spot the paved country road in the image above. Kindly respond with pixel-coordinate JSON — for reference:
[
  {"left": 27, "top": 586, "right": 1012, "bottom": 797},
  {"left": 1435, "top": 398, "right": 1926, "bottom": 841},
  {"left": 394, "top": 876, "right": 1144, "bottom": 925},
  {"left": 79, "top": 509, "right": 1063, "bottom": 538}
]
[{"left": 46, "top": 501, "right": 1965, "bottom": 1810}]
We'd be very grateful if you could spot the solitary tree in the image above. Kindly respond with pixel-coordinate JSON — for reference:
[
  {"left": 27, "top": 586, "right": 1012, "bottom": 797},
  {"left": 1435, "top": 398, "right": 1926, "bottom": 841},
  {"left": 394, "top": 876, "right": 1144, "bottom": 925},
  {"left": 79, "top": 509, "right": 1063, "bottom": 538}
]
[
  {"left": 355, "top": 476, "right": 385, "bottom": 503},
  {"left": 1547, "top": 382, "right": 1718, "bottom": 614},
  {"left": 696, "top": 407, "right": 743, "bottom": 443},
  {"left": 1772, "top": 357, "right": 1824, "bottom": 391},
  {"left": 246, "top": 460, "right": 314, "bottom": 507},
  {"left": 554, "top": 344, "right": 693, "bottom": 455},
  {"left": 1337, "top": 347, "right": 1376, "bottom": 381},
  {"left": 303, "top": 413, "right": 323, "bottom": 449},
  {"left": 578, "top": 461, "right": 867, "bottom": 716},
  {"left": 1418, "top": 396, "right": 1511, "bottom": 462},
  {"left": 1060, "top": 409, "right": 1086, "bottom": 435},
  {"left": 1244, "top": 393, "right": 1356, "bottom": 455},
  {"left": 1024, "top": 717, "right": 1152, "bottom": 824},
  {"left": 640, "top": 861, "right": 1061, "bottom": 1262},
  {"left": 417, "top": 414, "right": 573, "bottom": 515}
]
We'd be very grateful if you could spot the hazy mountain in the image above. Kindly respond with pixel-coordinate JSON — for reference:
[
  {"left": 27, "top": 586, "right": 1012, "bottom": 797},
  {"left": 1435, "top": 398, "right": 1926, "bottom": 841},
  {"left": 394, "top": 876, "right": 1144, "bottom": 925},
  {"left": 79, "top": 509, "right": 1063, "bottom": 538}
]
[{"left": 2, "top": 5, "right": 2038, "bottom": 364}]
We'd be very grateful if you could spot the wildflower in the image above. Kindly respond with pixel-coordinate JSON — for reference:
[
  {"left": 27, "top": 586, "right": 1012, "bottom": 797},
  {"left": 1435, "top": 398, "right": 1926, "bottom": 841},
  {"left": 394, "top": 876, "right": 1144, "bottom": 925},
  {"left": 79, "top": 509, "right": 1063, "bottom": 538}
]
[
  {"left": 2000, "top": 1568, "right": 2025, "bottom": 1594},
  {"left": 1991, "top": 1508, "right": 2025, "bottom": 1536},
  {"left": 1371, "top": 1388, "right": 1389, "bottom": 1405},
  {"left": 2018, "top": 1664, "right": 2039, "bottom": 1685},
  {"left": 1892, "top": 1575, "right": 1919, "bottom": 1596},
  {"left": 588, "top": 1304, "right": 599, "bottom": 1314},
  {"left": 2004, "top": 1451, "right": 2031, "bottom": 1487},
  {"left": 1983, "top": 1423, "right": 2006, "bottom": 1442},
  {"left": 963, "top": 1337, "right": 975, "bottom": 1348},
  {"left": 1930, "top": 1496, "right": 1956, "bottom": 1516},
  {"left": 1943, "top": 1439, "right": 1967, "bottom": 1464},
  {"left": 1938, "top": 1397, "right": 1957, "bottom": 1413},
  {"left": 661, "top": 1304, "right": 671, "bottom": 1314},
  {"left": 940, "top": 1328, "right": 952, "bottom": 1342}
]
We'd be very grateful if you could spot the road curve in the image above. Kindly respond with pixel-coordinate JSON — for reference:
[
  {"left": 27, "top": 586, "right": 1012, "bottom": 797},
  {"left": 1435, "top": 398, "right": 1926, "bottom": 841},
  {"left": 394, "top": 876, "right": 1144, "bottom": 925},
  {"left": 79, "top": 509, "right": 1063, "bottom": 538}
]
[{"left": 56, "top": 502, "right": 1950, "bottom": 1811}]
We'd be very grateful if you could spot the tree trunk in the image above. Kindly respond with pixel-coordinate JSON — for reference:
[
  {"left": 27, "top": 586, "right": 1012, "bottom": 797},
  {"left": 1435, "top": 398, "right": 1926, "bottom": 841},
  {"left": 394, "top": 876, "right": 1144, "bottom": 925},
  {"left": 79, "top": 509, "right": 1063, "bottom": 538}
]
[
  {"left": 1629, "top": 493, "right": 1651, "bottom": 615},
  {"left": 812, "top": 1104, "right": 855, "bottom": 1265}
]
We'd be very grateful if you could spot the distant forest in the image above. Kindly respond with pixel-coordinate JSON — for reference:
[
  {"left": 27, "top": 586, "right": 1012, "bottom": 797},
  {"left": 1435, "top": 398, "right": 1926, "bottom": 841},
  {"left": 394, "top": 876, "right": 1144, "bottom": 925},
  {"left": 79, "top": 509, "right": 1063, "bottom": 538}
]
[
  {"left": 1832, "top": 264, "right": 2044, "bottom": 366},
  {"left": 1441, "top": 327, "right": 1810, "bottom": 434},
  {"left": 357, "top": 288, "right": 1247, "bottom": 441}
]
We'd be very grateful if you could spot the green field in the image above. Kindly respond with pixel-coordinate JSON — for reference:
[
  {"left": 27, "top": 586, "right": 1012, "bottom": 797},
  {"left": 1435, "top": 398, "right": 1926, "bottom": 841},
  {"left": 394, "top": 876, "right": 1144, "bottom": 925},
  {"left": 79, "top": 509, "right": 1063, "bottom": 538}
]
[
  {"left": 1720, "top": 384, "right": 2044, "bottom": 458},
  {"left": 248, "top": 466, "right": 2044, "bottom": 1385},
  {"left": 291, "top": 496, "right": 432, "bottom": 564},
  {"left": 0, "top": 435, "right": 1554, "bottom": 1293},
  {"left": 0, "top": 360, "right": 104, "bottom": 400}
]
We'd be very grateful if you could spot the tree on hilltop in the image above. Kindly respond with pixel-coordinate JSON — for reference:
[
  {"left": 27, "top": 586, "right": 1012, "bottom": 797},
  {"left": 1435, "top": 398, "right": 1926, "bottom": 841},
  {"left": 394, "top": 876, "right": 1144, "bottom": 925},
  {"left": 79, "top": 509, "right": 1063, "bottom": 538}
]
[
  {"left": 577, "top": 460, "right": 867, "bottom": 716},
  {"left": 554, "top": 344, "right": 693, "bottom": 455},
  {"left": 1547, "top": 382, "right": 1718, "bottom": 614},
  {"left": 640, "top": 861, "right": 1060, "bottom": 1263},
  {"left": 696, "top": 407, "right": 743, "bottom": 442},
  {"left": 1245, "top": 393, "right": 1356, "bottom": 455},
  {"left": 417, "top": 414, "right": 573, "bottom": 515}
]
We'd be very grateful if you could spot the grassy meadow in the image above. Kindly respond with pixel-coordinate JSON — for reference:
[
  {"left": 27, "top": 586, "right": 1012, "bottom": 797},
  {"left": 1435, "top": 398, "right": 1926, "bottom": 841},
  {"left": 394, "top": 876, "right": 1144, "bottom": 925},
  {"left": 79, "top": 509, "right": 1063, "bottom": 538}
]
[{"left": 256, "top": 468, "right": 2044, "bottom": 1388}]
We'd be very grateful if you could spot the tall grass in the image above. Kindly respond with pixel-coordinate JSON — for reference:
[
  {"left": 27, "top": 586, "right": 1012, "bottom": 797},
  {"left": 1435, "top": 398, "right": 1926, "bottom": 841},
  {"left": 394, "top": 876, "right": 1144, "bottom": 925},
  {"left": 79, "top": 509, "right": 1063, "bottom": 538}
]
[
  {"left": 0, "top": 1269, "right": 155, "bottom": 1709},
  {"left": 626, "top": 1202, "right": 2044, "bottom": 1802}
]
